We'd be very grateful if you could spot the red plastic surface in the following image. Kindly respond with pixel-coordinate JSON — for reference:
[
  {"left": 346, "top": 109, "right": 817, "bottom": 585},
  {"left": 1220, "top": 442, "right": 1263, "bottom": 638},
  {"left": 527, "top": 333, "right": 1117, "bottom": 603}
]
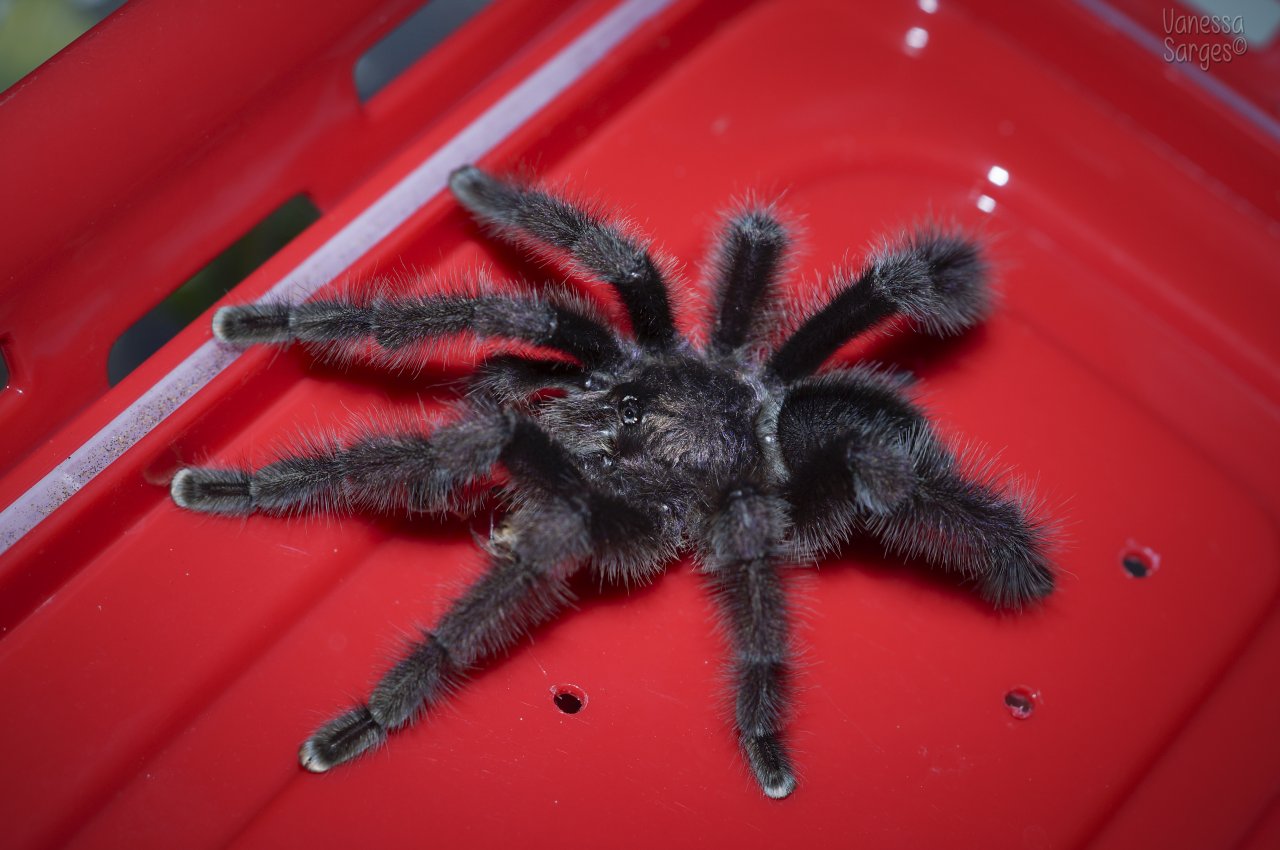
[{"left": 2, "top": 0, "right": 1278, "bottom": 847}]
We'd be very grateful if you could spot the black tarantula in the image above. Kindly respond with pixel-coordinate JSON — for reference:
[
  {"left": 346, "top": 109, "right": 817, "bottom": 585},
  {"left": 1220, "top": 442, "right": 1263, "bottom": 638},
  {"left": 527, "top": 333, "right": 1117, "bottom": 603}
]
[{"left": 170, "top": 166, "right": 1055, "bottom": 799}]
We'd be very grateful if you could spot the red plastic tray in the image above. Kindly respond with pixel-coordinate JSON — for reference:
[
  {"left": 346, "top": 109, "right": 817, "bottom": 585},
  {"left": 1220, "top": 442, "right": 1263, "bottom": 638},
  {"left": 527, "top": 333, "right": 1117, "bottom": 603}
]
[{"left": 1, "top": 1, "right": 1278, "bottom": 847}]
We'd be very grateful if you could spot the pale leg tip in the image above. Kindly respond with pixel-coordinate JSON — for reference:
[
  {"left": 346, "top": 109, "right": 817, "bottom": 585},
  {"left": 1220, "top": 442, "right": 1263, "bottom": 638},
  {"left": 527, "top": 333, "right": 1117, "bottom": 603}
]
[
  {"left": 211, "top": 306, "right": 236, "bottom": 343},
  {"left": 447, "top": 163, "right": 480, "bottom": 188},
  {"left": 169, "top": 468, "right": 194, "bottom": 509},
  {"left": 762, "top": 774, "right": 797, "bottom": 800},
  {"left": 744, "top": 733, "right": 797, "bottom": 800},
  {"left": 448, "top": 164, "right": 496, "bottom": 210},
  {"left": 299, "top": 740, "right": 332, "bottom": 774}
]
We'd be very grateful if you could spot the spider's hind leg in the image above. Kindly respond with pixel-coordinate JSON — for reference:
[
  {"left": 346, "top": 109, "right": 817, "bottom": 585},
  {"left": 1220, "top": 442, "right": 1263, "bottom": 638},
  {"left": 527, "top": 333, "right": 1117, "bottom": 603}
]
[
  {"left": 300, "top": 503, "right": 580, "bottom": 772},
  {"left": 702, "top": 484, "right": 797, "bottom": 799},
  {"left": 301, "top": 418, "right": 670, "bottom": 771}
]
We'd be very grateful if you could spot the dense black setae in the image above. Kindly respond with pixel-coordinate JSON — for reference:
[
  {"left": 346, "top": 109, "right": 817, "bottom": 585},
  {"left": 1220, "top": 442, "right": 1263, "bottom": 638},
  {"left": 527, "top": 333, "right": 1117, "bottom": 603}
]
[{"left": 171, "top": 166, "right": 1056, "bottom": 799}]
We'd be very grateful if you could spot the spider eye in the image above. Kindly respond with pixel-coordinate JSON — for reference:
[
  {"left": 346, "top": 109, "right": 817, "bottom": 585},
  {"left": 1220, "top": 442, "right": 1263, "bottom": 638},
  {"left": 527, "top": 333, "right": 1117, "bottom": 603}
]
[{"left": 619, "top": 395, "right": 642, "bottom": 426}]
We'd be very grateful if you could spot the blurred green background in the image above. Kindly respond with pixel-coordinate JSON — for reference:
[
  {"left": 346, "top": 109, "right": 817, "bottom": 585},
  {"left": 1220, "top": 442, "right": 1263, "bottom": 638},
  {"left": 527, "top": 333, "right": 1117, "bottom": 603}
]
[{"left": 0, "top": 0, "right": 126, "bottom": 92}]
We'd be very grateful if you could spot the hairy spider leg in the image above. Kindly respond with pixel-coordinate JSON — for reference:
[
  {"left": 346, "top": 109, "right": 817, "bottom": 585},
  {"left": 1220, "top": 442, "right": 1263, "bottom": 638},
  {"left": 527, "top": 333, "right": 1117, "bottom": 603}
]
[
  {"left": 707, "top": 205, "right": 790, "bottom": 354},
  {"left": 211, "top": 289, "right": 625, "bottom": 371},
  {"left": 170, "top": 407, "right": 516, "bottom": 517},
  {"left": 467, "top": 354, "right": 589, "bottom": 406},
  {"left": 301, "top": 420, "right": 666, "bottom": 771},
  {"left": 449, "top": 165, "right": 678, "bottom": 348},
  {"left": 779, "top": 366, "right": 921, "bottom": 531},
  {"left": 304, "top": 505, "right": 577, "bottom": 771},
  {"left": 301, "top": 504, "right": 578, "bottom": 772},
  {"left": 703, "top": 484, "right": 796, "bottom": 799},
  {"left": 777, "top": 369, "right": 1055, "bottom": 610},
  {"left": 866, "top": 436, "right": 1055, "bottom": 610},
  {"left": 768, "top": 227, "right": 991, "bottom": 382}
]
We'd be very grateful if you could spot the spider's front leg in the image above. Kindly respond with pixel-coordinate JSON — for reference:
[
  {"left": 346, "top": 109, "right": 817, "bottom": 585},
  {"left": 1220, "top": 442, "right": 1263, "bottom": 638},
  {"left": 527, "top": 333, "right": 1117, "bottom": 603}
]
[
  {"left": 261, "top": 414, "right": 667, "bottom": 771},
  {"left": 701, "top": 483, "right": 797, "bottom": 799},
  {"left": 209, "top": 286, "right": 624, "bottom": 370},
  {"left": 449, "top": 166, "right": 678, "bottom": 348}
]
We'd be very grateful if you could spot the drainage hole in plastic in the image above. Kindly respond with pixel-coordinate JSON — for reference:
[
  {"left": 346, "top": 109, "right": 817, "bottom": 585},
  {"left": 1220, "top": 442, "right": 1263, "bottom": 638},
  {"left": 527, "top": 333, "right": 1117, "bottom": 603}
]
[
  {"left": 552, "top": 684, "right": 586, "bottom": 714},
  {"left": 1121, "top": 544, "right": 1160, "bottom": 578},
  {"left": 1004, "top": 687, "right": 1038, "bottom": 720}
]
